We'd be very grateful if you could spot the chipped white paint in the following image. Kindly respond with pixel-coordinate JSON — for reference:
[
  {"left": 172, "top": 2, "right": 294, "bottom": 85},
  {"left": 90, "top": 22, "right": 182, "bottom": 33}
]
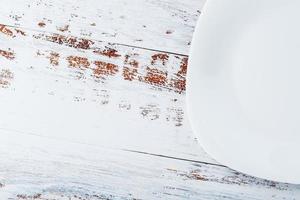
[
  {"left": 0, "top": 25, "right": 210, "bottom": 162},
  {"left": 0, "top": 129, "right": 300, "bottom": 199},
  {"left": 1, "top": 0, "right": 205, "bottom": 55},
  {"left": 0, "top": 0, "right": 299, "bottom": 199}
]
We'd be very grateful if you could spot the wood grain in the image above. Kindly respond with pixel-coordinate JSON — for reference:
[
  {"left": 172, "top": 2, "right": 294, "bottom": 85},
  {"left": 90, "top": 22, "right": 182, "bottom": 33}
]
[
  {"left": 0, "top": 130, "right": 299, "bottom": 199},
  {"left": 0, "top": 23, "right": 299, "bottom": 200},
  {"left": 0, "top": 24, "right": 214, "bottom": 163},
  {"left": 0, "top": 0, "right": 300, "bottom": 199},
  {"left": 0, "top": 0, "right": 206, "bottom": 55}
]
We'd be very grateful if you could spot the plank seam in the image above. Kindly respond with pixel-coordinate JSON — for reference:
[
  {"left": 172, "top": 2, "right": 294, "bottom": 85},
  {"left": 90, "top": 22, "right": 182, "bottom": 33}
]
[
  {"left": 122, "top": 149, "right": 227, "bottom": 168},
  {"left": 1, "top": 23, "right": 189, "bottom": 57}
]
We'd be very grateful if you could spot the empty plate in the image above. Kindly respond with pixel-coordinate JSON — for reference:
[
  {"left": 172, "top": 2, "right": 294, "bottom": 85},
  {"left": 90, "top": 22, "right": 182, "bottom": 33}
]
[{"left": 187, "top": 0, "right": 300, "bottom": 184}]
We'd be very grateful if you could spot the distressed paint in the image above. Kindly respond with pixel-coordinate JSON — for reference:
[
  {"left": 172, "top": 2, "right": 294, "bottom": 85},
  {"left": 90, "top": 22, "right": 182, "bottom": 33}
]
[
  {"left": 0, "top": 24, "right": 209, "bottom": 163},
  {"left": 0, "top": 0, "right": 299, "bottom": 199},
  {"left": 0, "top": 130, "right": 299, "bottom": 199},
  {"left": 0, "top": 24, "right": 190, "bottom": 94},
  {"left": 0, "top": 0, "right": 206, "bottom": 55}
]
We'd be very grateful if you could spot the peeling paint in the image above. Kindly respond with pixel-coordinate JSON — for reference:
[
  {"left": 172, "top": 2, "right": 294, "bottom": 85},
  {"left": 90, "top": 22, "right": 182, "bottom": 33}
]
[
  {"left": 93, "top": 61, "right": 119, "bottom": 78},
  {"left": 0, "top": 69, "right": 14, "bottom": 88},
  {"left": 178, "top": 57, "right": 188, "bottom": 77},
  {"left": 0, "top": 24, "right": 14, "bottom": 37},
  {"left": 123, "top": 67, "right": 138, "bottom": 81},
  {"left": 38, "top": 21, "right": 46, "bottom": 27},
  {"left": 67, "top": 56, "right": 90, "bottom": 69},
  {"left": 0, "top": 49, "right": 15, "bottom": 60},
  {"left": 93, "top": 47, "right": 121, "bottom": 58},
  {"left": 144, "top": 67, "right": 167, "bottom": 86},
  {"left": 34, "top": 33, "right": 94, "bottom": 50},
  {"left": 123, "top": 54, "right": 139, "bottom": 81},
  {"left": 151, "top": 53, "right": 169, "bottom": 66},
  {"left": 170, "top": 57, "right": 188, "bottom": 93},
  {"left": 47, "top": 52, "right": 60, "bottom": 66}
]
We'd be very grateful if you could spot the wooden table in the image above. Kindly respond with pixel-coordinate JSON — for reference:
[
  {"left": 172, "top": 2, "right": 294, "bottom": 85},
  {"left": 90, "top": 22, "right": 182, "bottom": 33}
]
[{"left": 0, "top": 0, "right": 299, "bottom": 199}]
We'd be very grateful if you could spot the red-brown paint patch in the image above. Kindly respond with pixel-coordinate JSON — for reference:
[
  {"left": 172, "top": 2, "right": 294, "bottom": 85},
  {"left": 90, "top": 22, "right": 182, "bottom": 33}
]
[
  {"left": 126, "top": 59, "right": 139, "bottom": 68},
  {"left": 170, "top": 78, "right": 186, "bottom": 93},
  {"left": 123, "top": 54, "right": 139, "bottom": 81},
  {"left": 47, "top": 52, "right": 60, "bottom": 66},
  {"left": 38, "top": 22, "right": 46, "bottom": 27},
  {"left": 144, "top": 67, "right": 167, "bottom": 86},
  {"left": 0, "top": 24, "right": 14, "bottom": 37},
  {"left": 34, "top": 33, "right": 94, "bottom": 50},
  {"left": 0, "top": 49, "right": 15, "bottom": 60},
  {"left": 0, "top": 69, "right": 14, "bottom": 88},
  {"left": 151, "top": 53, "right": 169, "bottom": 66},
  {"left": 123, "top": 67, "right": 138, "bottom": 81},
  {"left": 124, "top": 54, "right": 139, "bottom": 67},
  {"left": 93, "top": 61, "right": 119, "bottom": 78},
  {"left": 93, "top": 47, "right": 121, "bottom": 58},
  {"left": 178, "top": 57, "right": 188, "bottom": 77},
  {"left": 66, "top": 56, "right": 90, "bottom": 69},
  {"left": 170, "top": 57, "right": 188, "bottom": 93},
  {"left": 48, "top": 34, "right": 94, "bottom": 50}
]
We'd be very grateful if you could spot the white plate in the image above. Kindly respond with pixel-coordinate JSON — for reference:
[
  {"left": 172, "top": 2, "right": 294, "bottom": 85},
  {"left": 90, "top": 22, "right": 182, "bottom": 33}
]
[{"left": 187, "top": 0, "right": 300, "bottom": 184}]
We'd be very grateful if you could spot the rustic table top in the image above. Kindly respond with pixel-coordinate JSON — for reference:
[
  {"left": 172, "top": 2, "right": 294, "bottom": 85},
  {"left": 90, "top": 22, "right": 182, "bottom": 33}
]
[{"left": 0, "top": 0, "right": 299, "bottom": 199}]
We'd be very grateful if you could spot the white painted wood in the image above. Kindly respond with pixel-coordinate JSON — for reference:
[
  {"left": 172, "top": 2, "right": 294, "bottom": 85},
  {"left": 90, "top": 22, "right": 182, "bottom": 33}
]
[
  {"left": 0, "top": 24, "right": 213, "bottom": 163},
  {"left": 0, "top": 0, "right": 206, "bottom": 55},
  {"left": 0, "top": 129, "right": 299, "bottom": 199},
  {"left": 0, "top": 1, "right": 299, "bottom": 199},
  {"left": 0, "top": 24, "right": 299, "bottom": 200}
]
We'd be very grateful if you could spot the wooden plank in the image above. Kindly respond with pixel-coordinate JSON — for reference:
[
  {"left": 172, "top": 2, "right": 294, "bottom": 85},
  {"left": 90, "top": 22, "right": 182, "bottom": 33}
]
[
  {"left": 0, "top": 130, "right": 299, "bottom": 199},
  {"left": 0, "top": 0, "right": 206, "bottom": 55},
  {"left": 0, "top": 23, "right": 299, "bottom": 200},
  {"left": 1, "top": 2, "right": 299, "bottom": 199},
  {"left": 0, "top": 24, "right": 214, "bottom": 163}
]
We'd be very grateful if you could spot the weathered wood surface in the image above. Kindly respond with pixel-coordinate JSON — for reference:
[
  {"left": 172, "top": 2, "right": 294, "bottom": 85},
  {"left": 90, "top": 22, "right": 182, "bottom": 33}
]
[
  {"left": 0, "top": 24, "right": 212, "bottom": 163},
  {"left": 1, "top": 130, "right": 300, "bottom": 200},
  {"left": 0, "top": 0, "right": 205, "bottom": 55},
  {"left": 0, "top": 0, "right": 299, "bottom": 199}
]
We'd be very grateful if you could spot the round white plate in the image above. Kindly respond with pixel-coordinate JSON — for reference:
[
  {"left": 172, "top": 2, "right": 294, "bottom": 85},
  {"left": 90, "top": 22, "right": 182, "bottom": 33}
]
[{"left": 187, "top": 0, "right": 300, "bottom": 184}]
